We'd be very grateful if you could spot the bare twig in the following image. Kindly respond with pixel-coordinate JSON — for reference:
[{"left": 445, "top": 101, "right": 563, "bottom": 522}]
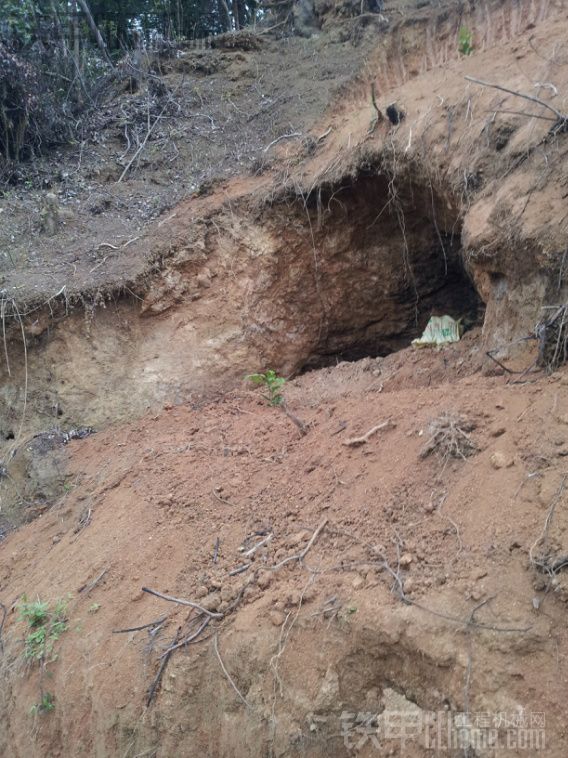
[
  {"left": 1, "top": 300, "right": 11, "bottom": 377},
  {"left": 78, "top": 567, "right": 108, "bottom": 594},
  {"left": 243, "top": 533, "right": 273, "bottom": 557},
  {"left": 262, "top": 131, "right": 302, "bottom": 153},
  {"left": 485, "top": 350, "right": 516, "bottom": 374},
  {"left": 271, "top": 519, "right": 328, "bottom": 570},
  {"left": 141, "top": 587, "right": 223, "bottom": 619},
  {"left": 159, "top": 616, "right": 210, "bottom": 658},
  {"left": 368, "top": 82, "right": 383, "bottom": 133},
  {"left": 116, "top": 94, "right": 176, "bottom": 183},
  {"left": 212, "top": 488, "right": 236, "bottom": 506},
  {"left": 213, "top": 537, "right": 220, "bottom": 563},
  {"left": 229, "top": 563, "right": 252, "bottom": 576},
  {"left": 146, "top": 626, "right": 181, "bottom": 706},
  {"left": 342, "top": 420, "right": 393, "bottom": 447},
  {"left": 0, "top": 601, "right": 6, "bottom": 654},
  {"left": 317, "top": 126, "right": 332, "bottom": 142},
  {"left": 465, "top": 75, "right": 567, "bottom": 122},
  {"left": 213, "top": 633, "right": 252, "bottom": 708},
  {"left": 112, "top": 616, "right": 167, "bottom": 634},
  {"left": 280, "top": 402, "right": 308, "bottom": 436},
  {"left": 491, "top": 108, "right": 557, "bottom": 122}
]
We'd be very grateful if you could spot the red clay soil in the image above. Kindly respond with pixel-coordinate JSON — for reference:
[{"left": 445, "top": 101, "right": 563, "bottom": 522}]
[{"left": 1, "top": 334, "right": 568, "bottom": 756}]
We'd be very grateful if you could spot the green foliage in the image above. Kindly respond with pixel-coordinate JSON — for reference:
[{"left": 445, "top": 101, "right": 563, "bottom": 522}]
[
  {"left": 246, "top": 369, "right": 286, "bottom": 406},
  {"left": 19, "top": 596, "right": 69, "bottom": 663},
  {"left": 0, "top": 0, "right": 36, "bottom": 46},
  {"left": 458, "top": 26, "right": 473, "bottom": 56},
  {"left": 30, "top": 691, "right": 55, "bottom": 715}
]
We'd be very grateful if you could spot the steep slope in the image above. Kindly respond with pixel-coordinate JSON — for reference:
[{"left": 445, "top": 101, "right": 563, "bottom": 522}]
[{"left": 1, "top": 341, "right": 567, "bottom": 756}]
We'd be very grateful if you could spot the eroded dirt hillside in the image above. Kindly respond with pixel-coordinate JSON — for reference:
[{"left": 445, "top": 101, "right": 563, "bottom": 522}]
[
  {"left": 2, "top": 0, "right": 568, "bottom": 755},
  {"left": 1, "top": 0, "right": 568, "bottom": 458},
  {"left": 1, "top": 340, "right": 568, "bottom": 756}
]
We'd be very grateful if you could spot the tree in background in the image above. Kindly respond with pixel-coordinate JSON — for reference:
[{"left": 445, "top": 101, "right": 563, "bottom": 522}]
[{"left": 0, "top": 0, "right": 262, "bottom": 166}]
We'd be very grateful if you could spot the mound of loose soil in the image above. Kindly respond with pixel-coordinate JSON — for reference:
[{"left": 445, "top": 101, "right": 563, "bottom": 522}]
[{"left": 1, "top": 340, "right": 567, "bottom": 756}]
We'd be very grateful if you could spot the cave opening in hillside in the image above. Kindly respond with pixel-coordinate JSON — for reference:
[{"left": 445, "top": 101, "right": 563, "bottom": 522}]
[{"left": 295, "top": 169, "right": 485, "bottom": 372}]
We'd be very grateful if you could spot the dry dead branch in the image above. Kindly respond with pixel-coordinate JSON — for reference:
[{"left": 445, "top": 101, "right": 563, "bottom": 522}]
[
  {"left": 420, "top": 412, "right": 477, "bottom": 461},
  {"left": 537, "top": 304, "right": 568, "bottom": 371},
  {"left": 262, "top": 131, "right": 302, "bottom": 154},
  {"left": 78, "top": 567, "right": 107, "bottom": 594},
  {"left": 243, "top": 533, "right": 273, "bottom": 557},
  {"left": 141, "top": 587, "right": 223, "bottom": 619},
  {"left": 280, "top": 402, "right": 308, "bottom": 435},
  {"left": 229, "top": 563, "right": 252, "bottom": 576},
  {"left": 342, "top": 419, "right": 393, "bottom": 447},
  {"left": 271, "top": 519, "right": 328, "bottom": 571},
  {"left": 465, "top": 75, "right": 568, "bottom": 126},
  {"left": 159, "top": 615, "right": 210, "bottom": 658},
  {"left": 0, "top": 601, "right": 6, "bottom": 654},
  {"left": 146, "top": 626, "right": 181, "bottom": 706},
  {"left": 112, "top": 617, "right": 167, "bottom": 634},
  {"left": 212, "top": 488, "right": 236, "bottom": 506}
]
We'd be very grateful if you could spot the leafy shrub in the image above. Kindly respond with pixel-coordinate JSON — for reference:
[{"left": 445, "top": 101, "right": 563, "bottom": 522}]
[
  {"left": 30, "top": 691, "right": 55, "bottom": 715},
  {"left": 246, "top": 369, "right": 286, "bottom": 406},
  {"left": 458, "top": 27, "right": 473, "bottom": 55},
  {"left": 19, "top": 595, "right": 69, "bottom": 662}
]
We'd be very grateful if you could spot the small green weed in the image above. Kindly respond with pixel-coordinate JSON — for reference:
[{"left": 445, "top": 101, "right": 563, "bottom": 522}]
[
  {"left": 19, "top": 596, "right": 69, "bottom": 663},
  {"left": 246, "top": 369, "right": 286, "bottom": 407},
  {"left": 458, "top": 27, "right": 473, "bottom": 55},
  {"left": 30, "top": 692, "right": 55, "bottom": 715}
]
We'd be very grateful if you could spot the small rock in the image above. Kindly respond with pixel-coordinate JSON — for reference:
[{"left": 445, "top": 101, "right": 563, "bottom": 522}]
[
  {"left": 196, "top": 273, "right": 211, "bottom": 288},
  {"left": 403, "top": 578, "right": 415, "bottom": 594},
  {"left": 490, "top": 451, "right": 514, "bottom": 469},
  {"left": 352, "top": 576, "right": 365, "bottom": 590},
  {"left": 287, "top": 590, "right": 302, "bottom": 606},
  {"left": 257, "top": 571, "right": 272, "bottom": 590},
  {"left": 201, "top": 592, "right": 221, "bottom": 612},
  {"left": 315, "top": 667, "right": 340, "bottom": 710},
  {"left": 220, "top": 585, "right": 234, "bottom": 602},
  {"left": 52, "top": 534, "right": 62, "bottom": 544},
  {"left": 208, "top": 578, "right": 222, "bottom": 590},
  {"left": 195, "top": 585, "right": 208, "bottom": 598},
  {"left": 424, "top": 502, "right": 435, "bottom": 514},
  {"left": 532, "top": 597, "right": 541, "bottom": 610},
  {"left": 269, "top": 610, "right": 286, "bottom": 627},
  {"left": 399, "top": 553, "right": 413, "bottom": 568},
  {"left": 490, "top": 427, "right": 506, "bottom": 438}
]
